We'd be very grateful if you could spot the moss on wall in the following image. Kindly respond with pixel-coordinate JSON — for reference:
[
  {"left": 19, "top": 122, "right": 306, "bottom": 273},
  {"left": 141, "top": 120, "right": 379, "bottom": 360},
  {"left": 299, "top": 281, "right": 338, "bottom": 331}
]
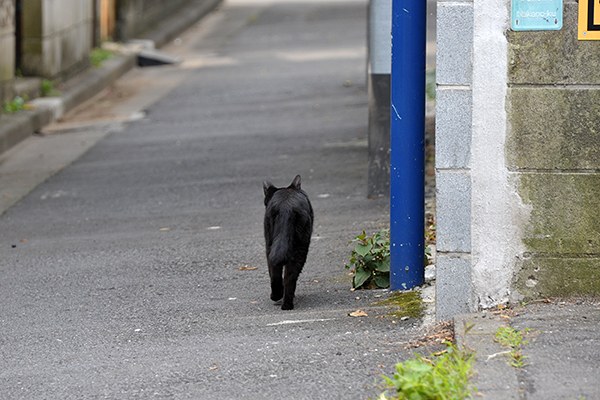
[
  {"left": 516, "top": 257, "right": 600, "bottom": 299},
  {"left": 518, "top": 174, "right": 600, "bottom": 255},
  {"left": 508, "top": 2, "right": 600, "bottom": 299},
  {"left": 507, "top": 88, "right": 600, "bottom": 170}
]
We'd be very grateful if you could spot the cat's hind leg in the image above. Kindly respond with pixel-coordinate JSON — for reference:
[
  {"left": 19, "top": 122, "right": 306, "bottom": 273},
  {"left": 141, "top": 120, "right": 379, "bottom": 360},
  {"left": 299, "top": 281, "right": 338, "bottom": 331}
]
[
  {"left": 282, "top": 264, "right": 301, "bottom": 310},
  {"left": 269, "top": 263, "right": 284, "bottom": 302}
]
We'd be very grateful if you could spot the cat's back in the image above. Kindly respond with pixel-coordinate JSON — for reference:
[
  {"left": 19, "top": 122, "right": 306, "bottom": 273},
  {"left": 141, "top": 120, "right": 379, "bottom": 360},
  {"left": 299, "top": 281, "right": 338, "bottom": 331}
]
[{"left": 267, "top": 188, "right": 313, "bottom": 227}]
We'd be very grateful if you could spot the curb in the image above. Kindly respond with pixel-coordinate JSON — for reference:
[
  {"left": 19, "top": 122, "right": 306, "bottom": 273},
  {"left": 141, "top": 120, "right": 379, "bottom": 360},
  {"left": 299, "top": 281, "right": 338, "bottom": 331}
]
[
  {"left": 454, "top": 313, "right": 520, "bottom": 399},
  {"left": 0, "top": 0, "right": 223, "bottom": 158},
  {"left": 0, "top": 53, "right": 135, "bottom": 157}
]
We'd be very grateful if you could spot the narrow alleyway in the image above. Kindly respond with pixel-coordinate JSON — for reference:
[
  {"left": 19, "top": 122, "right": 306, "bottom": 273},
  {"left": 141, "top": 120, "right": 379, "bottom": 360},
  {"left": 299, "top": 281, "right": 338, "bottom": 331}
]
[{"left": 0, "top": 1, "right": 433, "bottom": 398}]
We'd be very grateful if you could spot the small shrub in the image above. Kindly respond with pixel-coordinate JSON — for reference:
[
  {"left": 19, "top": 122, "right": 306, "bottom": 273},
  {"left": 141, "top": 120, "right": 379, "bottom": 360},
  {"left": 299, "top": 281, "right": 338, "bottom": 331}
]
[
  {"left": 41, "top": 79, "right": 61, "bottom": 97},
  {"left": 2, "top": 96, "right": 26, "bottom": 114},
  {"left": 379, "top": 344, "right": 476, "bottom": 400},
  {"left": 346, "top": 229, "right": 390, "bottom": 289},
  {"left": 90, "top": 48, "right": 113, "bottom": 67}
]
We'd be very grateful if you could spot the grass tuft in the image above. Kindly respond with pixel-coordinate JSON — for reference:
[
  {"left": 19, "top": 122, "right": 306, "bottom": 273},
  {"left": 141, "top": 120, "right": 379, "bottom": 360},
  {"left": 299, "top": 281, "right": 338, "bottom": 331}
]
[
  {"left": 379, "top": 343, "right": 476, "bottom": 400},
  {"left": 494, "top": 326, "right": 529, "bottom": 368},
  {"left": 90, "top": 48, "right": 113, "bottom": 67},
  {"left": 41, "top": 79, "right": 61, "bottom": 97}
]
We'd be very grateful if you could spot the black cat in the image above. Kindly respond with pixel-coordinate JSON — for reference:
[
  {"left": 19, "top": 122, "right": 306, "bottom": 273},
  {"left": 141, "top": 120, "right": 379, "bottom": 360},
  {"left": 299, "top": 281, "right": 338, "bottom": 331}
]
[{"left": 263, "top": 175, "right": 314, "bottom": 310}]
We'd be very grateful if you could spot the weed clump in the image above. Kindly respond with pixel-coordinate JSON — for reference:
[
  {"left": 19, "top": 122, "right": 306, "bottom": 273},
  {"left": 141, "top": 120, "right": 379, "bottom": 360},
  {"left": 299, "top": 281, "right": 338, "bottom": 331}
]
[
  {"left": 346, "top": 229, "right": 390, "bottom": 289},
  {"left": 494, "top": 326, "right": 530, "bottom": 368},
  {"left": 379, "top": 344, "right": 476, "bottom": 400}
]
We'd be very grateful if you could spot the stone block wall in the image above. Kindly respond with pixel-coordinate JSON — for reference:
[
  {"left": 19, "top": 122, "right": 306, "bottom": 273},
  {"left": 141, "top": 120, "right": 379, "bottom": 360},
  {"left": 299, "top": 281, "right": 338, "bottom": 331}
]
[
  {"left": 21, "top": 0, "right": 93, "bottom": 79},
  {"left": 507, "top": 1, "right": 600, "bottom": 299},
  {"left": 436, "top": 0, "right": 600, "bottom": 320},
  {"left": 0, "top": 0, "right": 15, "bottom": 102},
  {"left": 116, "top": 0, "right": 195, "bottom": 41},
  {"left": 435, "top": 0, "right": 474, "bottom": 320}
]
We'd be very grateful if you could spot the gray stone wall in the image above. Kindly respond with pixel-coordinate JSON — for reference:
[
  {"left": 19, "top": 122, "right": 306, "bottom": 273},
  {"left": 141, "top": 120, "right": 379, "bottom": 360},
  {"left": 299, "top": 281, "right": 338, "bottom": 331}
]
[
  {"left": 507, "top": 1, "right": 600, "bottom": 299},
  {"left": 116, "top": 0, "right": 202, "bottom": 42},
  {"left": 436, "top": 0, "right": 600, "bottom": 319},
  {"left": 21, "top": 0, "right": 93, "bottom": 79},
  {"left": 435, "top": 0, "right": 474, "bottom": 320},
  {"left": 0, "top": 0, "right": 15, "bottom": 101}
]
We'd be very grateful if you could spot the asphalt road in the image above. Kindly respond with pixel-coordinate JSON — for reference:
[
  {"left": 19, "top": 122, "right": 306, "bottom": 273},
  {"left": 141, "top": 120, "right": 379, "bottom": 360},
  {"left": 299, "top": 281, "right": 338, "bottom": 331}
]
[{"left": 0, "top": 1, "right": 434, "bottom": 398}]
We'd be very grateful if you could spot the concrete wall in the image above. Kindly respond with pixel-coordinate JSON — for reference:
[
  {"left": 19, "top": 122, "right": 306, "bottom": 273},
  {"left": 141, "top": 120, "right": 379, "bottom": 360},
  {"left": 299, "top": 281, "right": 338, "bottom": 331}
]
[
  {"left": 436, "top": 0, "right": 600, "bottom": 319},
  {"left": 0, "top": 0, "right": 15, "bottom": 102},
  {"left": 116, "top": 0, "right": 186, "bottom": 41},
  {"left": 21, "top": 0, "right": 93, "bottom": 79},
  {"left": 116, "top": 0, "right": 211, "bottom": 42},
  {"left": 507, "top": 2, "right": 600, "bottom": 299}
]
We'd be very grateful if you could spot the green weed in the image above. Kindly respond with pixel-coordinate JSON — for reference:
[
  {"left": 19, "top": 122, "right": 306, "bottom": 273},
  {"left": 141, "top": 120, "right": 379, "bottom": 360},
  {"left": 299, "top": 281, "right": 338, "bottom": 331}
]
[
  {"left": 379, "top": 344, "right": 476, "bottom": 400},
  {"left": 494, "top": 326, "right": 529, "bottom": 368},
  {"left": 2, "top": 96, "right": 27, "bottom": 114},
  {"left": 346, "top": 229, "right": 390, "bottom": 289},
  {"left": 346, "top": 226, "right": 436, "bottom": 289},
  {"left": 90, "top": 48, "right": 113, "bottom": 67},
  {"left": 41, "top": 79, "right": 61, "bottom": 97}
]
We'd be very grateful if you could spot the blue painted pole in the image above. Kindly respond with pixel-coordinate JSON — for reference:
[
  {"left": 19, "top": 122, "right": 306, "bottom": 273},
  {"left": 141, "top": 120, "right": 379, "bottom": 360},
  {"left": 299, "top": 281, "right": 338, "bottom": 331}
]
[{"left": 389, "top": 0, "right": 426, "bottom": 290}]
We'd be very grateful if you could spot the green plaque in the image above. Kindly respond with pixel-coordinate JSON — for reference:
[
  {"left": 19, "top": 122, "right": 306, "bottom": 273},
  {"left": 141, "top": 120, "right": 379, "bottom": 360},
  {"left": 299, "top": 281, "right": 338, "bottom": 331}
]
[{"left": 511, "top": 0, "right": 563, "bottom": 31}]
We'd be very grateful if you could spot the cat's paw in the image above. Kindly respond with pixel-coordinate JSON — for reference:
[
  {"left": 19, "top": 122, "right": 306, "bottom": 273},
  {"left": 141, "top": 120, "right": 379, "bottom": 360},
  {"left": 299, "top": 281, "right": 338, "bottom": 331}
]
[
  {"left": 271, "top": 292, "right": 283, "bottom": 301},
  {"left": 281, "top": 303, "right": 294, "bottom": 310}
]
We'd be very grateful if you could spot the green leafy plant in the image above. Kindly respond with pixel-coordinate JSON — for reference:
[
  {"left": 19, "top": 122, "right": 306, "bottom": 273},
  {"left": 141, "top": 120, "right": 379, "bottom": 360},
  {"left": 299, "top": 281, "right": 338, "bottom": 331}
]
[
  {"left": 41, "top": 79, "right": 61, "bottom": 97},
  {"left": 90, "top": 48, "right": 113, "bottom": 67},
  {"left": 494, "top": 326, "right": 529, "bottom": 368},
  {"left": 2, "top": 96, "right": 26, "bottom": 114},
  {"left": 379, "top": 344, "right": 476, "bottom": 400},
  {"left": 346, "top": 229, "right": 390, "bottom": 289}
]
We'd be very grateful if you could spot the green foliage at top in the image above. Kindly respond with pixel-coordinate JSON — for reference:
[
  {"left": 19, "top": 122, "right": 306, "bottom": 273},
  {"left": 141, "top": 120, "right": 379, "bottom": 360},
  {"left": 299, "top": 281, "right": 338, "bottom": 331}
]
[
  {"left": 379, "top": 344, "right": 476, "bottom": 400},
  {"left": 346, "top": 229, "right": 390, "bottom": 289}
]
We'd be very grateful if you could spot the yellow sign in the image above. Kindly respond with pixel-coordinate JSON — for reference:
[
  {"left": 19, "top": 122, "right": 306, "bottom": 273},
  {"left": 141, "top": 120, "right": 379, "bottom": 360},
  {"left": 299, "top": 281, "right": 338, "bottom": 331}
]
[{"left": 579, "top": 0, "right": 600, "bottom": 40}]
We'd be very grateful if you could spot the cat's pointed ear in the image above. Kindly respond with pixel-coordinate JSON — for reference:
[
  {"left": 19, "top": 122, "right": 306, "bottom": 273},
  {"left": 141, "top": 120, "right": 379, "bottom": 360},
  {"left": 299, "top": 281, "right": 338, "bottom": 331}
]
[
  {"left": 263, "top": 181, "right": 277, "bottom": 206},
  {"left": 290, "top": 175, "right": 301, "bottom": 190},
  {"left": 263, "top": 181, "right": 275, "bottom": 197}
]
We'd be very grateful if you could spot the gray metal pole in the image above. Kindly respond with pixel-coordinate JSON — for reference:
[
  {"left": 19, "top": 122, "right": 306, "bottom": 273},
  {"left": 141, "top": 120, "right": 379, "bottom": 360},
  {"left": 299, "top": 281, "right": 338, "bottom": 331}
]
[{"left": 367, "top": 0, "right": 391, "bottom": 198}]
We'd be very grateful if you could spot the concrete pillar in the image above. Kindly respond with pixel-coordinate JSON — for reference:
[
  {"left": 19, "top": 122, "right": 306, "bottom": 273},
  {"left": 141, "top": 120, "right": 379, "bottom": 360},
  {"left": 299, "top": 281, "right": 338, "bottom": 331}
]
[
  {"left": 470, "top": 0, "right": 524, "bottom": 309},
  {"left": 0, "top": 0, "right": 15, "bottom": 102},
  {"left": 367, "top": 0, "right": 391, "bottom": 198},
  {"left": 20, "top": 0, "right": 93, "bottom": 79},
  {"left": 435, "top": 0, "right": 475, "bottom": 320}
]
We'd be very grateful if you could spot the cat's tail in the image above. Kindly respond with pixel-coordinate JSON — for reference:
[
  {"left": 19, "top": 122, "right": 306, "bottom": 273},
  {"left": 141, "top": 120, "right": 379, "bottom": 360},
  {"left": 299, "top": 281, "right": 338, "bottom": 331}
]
[
  {"left": 268, "top": 213, "right": 293, "bottom": 268},
  {"left": 268, "top": 233, "right": 291, "bottom": 268}
]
